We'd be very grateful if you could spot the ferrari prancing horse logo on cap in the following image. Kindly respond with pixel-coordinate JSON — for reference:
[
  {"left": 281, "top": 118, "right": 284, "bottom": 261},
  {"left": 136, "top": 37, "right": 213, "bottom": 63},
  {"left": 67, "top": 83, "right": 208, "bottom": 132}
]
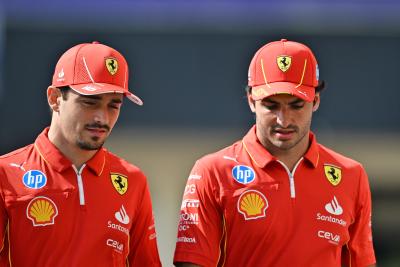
[
  {"left": 105, "top": 58, "right": 118, "bottom": 75},
  {"left": 111, "top": 173, "right": 128, "bottom": 195},
  {"left": 277, "top": 56, "right": 292, "bottom": 72},
  {"left": 324, "top": 164, "right": 342, "bottom": 186}
]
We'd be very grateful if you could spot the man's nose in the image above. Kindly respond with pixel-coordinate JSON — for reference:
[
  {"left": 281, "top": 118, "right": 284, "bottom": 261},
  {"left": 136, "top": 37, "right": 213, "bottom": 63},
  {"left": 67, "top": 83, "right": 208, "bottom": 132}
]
[
  {"left": 275, "top": 107, "right": 291, "bottom": 128},
  {"left": 93, "top": 108, "right": 108, "bottom": 124}
]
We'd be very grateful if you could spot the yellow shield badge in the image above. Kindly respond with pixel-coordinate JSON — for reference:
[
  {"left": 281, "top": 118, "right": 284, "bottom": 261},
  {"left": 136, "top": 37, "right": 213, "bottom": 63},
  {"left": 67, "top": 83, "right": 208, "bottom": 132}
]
[
  {"left": 105, "top": 58, "right": 118, "bottom": 75},
  {"left": 324, "top": 165, "right": 342, "bottom": 186},
  {"left": 111, "top": 173, "right": 128, "bottom": 195},
  {"left": 277, "top": 56, "right": 292, "bottom": 72}
]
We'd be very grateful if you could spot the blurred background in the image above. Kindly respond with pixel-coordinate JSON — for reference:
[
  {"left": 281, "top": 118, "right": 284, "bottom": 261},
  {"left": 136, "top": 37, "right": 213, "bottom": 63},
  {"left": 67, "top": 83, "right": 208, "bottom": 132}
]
[{"left": 1, "top": 0, "right": 399, "bottom": 266}]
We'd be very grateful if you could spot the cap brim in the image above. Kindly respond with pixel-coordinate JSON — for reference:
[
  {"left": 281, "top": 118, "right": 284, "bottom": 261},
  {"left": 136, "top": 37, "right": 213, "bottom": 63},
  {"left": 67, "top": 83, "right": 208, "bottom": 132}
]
[
  {"left": 251, "top": 82, "right": 315, "bottom": 102},
  {"left": 69, "top": 83, "right": 143, "bottom": 106}
]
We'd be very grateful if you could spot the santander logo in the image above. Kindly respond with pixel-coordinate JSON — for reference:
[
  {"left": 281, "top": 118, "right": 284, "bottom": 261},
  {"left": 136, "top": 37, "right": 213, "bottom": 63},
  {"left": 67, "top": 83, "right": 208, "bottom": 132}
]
[
  {"left": 325, "top": 196, "right": 343, "bottom": 216},
  {"left": 115, "top": 205, "right": 129, "bottom": 225}
]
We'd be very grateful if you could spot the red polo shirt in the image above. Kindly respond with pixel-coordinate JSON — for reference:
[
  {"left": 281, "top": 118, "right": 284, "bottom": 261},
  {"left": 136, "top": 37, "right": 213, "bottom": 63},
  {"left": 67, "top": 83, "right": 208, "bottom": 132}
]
[
  {"left": 0, "top": 128, "right": 161, "bottom": 267},
  {"left": 174, "top": 126, "right": 375, "bottom": 267}
]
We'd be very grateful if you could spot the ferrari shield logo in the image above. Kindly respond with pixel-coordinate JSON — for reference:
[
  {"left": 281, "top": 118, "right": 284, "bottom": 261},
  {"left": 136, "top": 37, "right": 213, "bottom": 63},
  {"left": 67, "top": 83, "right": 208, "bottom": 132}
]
[
  {"left": 277, "top": 56, "right": 292, "bottom": 72},
  {"left": 111, "top": 173, "right": 128, "bottom": 195},
  {"left": 105, "top": 58, "right": 118, "bottom": 75},
  {"left": 324, "top": 165, "right": 342, "bottom": 186}
]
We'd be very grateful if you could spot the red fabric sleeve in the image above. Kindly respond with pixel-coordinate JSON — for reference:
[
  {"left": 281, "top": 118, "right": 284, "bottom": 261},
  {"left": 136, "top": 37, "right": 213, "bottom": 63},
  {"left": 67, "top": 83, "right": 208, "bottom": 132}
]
[
  {"left": 0, "top": 165, "right": 10, "bottom": 266},
  {"left": 343, "top": 166, "right": 376, "bottom": 267},
  {"left": 174, "top": 159, "right": 223, "bottom": 267},
  {"left": 127, "top": 176, "right": 161, "bottom": 267}
]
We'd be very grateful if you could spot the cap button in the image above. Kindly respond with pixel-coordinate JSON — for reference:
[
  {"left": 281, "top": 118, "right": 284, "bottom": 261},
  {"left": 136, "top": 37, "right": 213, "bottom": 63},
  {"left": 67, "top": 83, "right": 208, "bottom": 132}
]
[
  {"left": 92, "top": 41, "right": 100, "bottom": 44},
  {"left": 281, "top": 39, "right": 287, "bottom": 42}
]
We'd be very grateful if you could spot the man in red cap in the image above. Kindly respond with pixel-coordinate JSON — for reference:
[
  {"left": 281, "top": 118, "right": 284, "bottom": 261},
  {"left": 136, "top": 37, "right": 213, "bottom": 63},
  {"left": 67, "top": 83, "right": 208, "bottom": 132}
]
[
  {"left": 0, "top": 42, "right": 161, "bottom": 266},
  {"left": 173, "top": 39, "right": 376, "bottom": 267}
]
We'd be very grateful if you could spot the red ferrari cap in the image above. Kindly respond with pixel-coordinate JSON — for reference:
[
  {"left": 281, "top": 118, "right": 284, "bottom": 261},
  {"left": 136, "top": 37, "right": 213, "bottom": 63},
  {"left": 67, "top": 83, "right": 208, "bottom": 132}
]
[
  {"left": 51, "top": 41, "right": 143, "bottom": 105},
  {"left": 248, "top": 39, "right": 319, "bottom": 102}
]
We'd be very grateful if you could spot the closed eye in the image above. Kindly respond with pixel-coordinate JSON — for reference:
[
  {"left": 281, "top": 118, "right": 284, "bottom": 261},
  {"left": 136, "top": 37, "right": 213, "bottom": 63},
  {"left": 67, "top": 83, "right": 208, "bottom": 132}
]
[
  {"left": 83, "top": 100, "right": 96, "bottom": 106},
  {"left": 79, "top": 95, "right": 101, "bottom": 106},
  {"left": 109, "top": 104, "right": 121, "bottom": 110},
  {"left": 290, "top": 103, "right": 305, "bottom": 109},
  {"left": 261, "top": 98, "right": 305, "bottom": 110},
  {"left": 289, "top": 100, "right": 305, "bottom": 110},
  {"left": 109, "top": 99, "right": 122, "bottom": 110},
  {"left": 264, "top": 104, "right": 278, "bottom": 110}
]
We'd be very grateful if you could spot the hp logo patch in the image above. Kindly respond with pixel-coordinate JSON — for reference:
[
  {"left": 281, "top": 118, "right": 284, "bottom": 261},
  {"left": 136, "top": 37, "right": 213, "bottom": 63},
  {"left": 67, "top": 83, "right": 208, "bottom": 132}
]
[
  {"left": 232, "top": 165, "right": 255, "bottom": 184},
  {"left": 22, "top": 170, "right": 47, "bottom": 189}
]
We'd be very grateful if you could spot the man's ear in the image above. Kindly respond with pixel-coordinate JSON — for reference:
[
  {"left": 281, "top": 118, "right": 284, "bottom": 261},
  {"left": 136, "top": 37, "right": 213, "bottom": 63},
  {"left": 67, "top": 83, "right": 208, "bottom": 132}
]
[
  {"left": 312, "top": 93, "right": 320, "bottom": 112},
  {"left": 47, "top": 86, "right": 62, "bottom": 112},
  {"left": 247, "top": 92, "right": 256, "bottom": 113}
]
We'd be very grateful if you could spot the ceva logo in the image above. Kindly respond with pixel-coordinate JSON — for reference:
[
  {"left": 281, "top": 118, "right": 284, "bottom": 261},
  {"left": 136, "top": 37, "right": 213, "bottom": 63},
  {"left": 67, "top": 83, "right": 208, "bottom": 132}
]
[
  {"left": 107, "top": 239, "right": 124, "bottom": 253},
  {"left": 318, "top": 230, "right": 340, "bottom": 244}
]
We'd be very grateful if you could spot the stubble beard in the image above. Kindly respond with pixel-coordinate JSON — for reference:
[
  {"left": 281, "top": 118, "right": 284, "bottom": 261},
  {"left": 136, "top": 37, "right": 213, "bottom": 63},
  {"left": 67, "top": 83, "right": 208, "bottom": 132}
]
[
  {"left": 76, "top": 123, "right": 111, "bottom": 151},
  {"left": 271, "top": 129, "right": 307, "bottom": 151},
  {"left": 274, "top": 119, "right": 311, "bottom": 154},
  {"left": 259, "top": 120, "right": 311, "bottom": 154},
  {"left": 76, "top": 136, "right": 105, "bottom": 151}
]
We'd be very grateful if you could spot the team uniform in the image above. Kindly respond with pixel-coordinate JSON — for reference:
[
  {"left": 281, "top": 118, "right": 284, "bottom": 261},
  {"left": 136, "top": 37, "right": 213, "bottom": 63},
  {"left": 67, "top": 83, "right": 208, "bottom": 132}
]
[
  {"left": 0, "top": 128, "right": 161, "bottom": 266},
  {"left": 174, "top": 126, "right": 376, "bottom": 267}
]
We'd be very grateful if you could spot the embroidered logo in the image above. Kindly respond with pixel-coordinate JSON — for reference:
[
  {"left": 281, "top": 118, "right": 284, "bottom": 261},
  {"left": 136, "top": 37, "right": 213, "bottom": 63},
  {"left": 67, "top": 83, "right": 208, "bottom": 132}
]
[
  {"left": 324, "top": 164, "right": 342, "bottom": 186},
  {"left": 232, "top": 165, "right": 255, "bottom": 184},
  {"left": 57, "top": 68, "right": 65, "bottom": 82},
  {"left": 115, "top": 205, "right": 130, "bottom": 225},
  {"left": 82, "top": 85, "right": 97, "bottom": 91},
  {"left": 9, "top": 162, "right": 26, "bottom": 171},
  {"left": 26, "top": 196, "right": 58, "bottom": 226},
  {"left": 277, "top": 55, "right": 292, "bottom": 72},
  {"left": 22, "top": 170, "right": 47, "bottom": 189},
  {"left": 188, "top": 174, "right": 201, "bottom": 180},
  {"left": 111, "top": 173, "right": 128, "bottom": 195},
  {"left": 237, "top": 190, "right": 268, "bottom": 220},
  {"left": 105, "top": 58, "right": 118, "bottom": 75},
  {"left": 325, "top": 196, "right": 343, "bottom": 215}
]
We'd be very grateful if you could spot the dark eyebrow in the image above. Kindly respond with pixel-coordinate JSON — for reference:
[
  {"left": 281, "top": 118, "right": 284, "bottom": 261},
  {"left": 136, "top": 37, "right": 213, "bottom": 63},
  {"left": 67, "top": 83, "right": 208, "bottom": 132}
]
[{"left": 111, "top": 98, "right": 123, "bottom": 104}]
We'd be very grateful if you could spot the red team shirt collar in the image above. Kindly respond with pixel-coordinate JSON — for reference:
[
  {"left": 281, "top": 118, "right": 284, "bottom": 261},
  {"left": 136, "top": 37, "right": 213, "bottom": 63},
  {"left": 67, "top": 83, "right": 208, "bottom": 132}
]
[
  {"left": 34, "top": 127, "right": 106, "bottom": 175},
  {"left": 242, "top": 125, "right": 319, "bottom": 168}
]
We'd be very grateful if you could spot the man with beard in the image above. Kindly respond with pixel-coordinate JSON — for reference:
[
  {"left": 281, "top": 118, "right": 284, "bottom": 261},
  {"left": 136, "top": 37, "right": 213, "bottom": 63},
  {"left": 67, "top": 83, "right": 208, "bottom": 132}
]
[
  {"left": 174, "top": 39, "right": 376, "bottom": 267},
  {"left": 0, "top": 42, "right": 161, "bottom": 266}
]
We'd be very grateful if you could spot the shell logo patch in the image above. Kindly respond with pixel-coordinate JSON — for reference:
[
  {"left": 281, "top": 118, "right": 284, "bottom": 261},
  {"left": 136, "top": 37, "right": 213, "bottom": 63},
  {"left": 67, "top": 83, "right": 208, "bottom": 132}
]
[
  {"left": 105, "top": 58, "right": 118, "bottom": 75},
  {"left": 111, "top": 173, "right": 128, "bottom": 195},
  {"left": 237, "top": 190, "right": 268, "bottom": 220},
  {"left": 26, "top": 196, "right": 58, "bottom": 226},
  {"left": 324, "top": 164, "right": 342, "bottom": 186},
  {"left": 277, "top": 56, "right": 292, "bottom": 72}
]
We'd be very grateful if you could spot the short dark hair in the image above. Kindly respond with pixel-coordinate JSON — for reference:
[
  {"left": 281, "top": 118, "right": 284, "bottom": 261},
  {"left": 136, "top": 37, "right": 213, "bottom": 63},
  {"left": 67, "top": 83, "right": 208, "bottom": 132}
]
[
  {"left": 245, "top": 80, "right": 326, "bottom": 95},
  {"left": 315, "top": 80, "right": 326, "bottom": 93},
  {"left": 58, "top": 86, "right": 70, "bottom": 100}
]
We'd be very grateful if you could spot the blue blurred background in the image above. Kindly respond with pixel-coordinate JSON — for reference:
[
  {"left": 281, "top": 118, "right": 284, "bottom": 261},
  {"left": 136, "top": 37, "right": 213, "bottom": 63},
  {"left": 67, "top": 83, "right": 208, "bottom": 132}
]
[{"left": 1, "top": 0, "right": 399, "bottom": 266}]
